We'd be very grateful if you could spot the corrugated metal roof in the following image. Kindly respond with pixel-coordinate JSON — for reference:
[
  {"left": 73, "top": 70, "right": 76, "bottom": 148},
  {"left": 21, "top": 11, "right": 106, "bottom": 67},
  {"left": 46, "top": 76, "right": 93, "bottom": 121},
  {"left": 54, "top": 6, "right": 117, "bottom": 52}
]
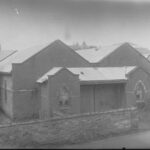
[
  {"left": 76, "top": 43, "right": 123, "bottom": 63},
  {"left": 37, "top": 66, "right": 136, "bottom": 83}
]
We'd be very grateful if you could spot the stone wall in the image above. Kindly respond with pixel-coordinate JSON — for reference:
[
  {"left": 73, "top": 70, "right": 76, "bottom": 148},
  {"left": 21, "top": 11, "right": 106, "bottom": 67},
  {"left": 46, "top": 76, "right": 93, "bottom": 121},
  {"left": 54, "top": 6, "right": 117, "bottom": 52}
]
[
  {"left": 34, "top": 107, "right": 138, "bottom": 145},
  {"left": 0, "top": 107, "right": 138, "bottom": 147}
]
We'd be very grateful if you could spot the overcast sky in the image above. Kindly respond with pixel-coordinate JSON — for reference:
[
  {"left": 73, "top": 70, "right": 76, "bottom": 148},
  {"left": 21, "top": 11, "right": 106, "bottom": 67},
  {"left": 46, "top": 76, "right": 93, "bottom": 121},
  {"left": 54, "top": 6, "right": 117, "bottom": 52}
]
[{"left": 0, "top": 0, "right": 150, "bottom": 50}]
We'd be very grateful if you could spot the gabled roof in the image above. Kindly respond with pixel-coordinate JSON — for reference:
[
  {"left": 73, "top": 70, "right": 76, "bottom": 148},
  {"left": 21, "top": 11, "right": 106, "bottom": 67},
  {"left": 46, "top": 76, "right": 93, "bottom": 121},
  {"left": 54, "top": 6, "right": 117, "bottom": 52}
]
[
  {"left": 76, "top": 42, "right": 150, "bottom": 63},
  {"left": 0, "top": 43, "right": 50, "bottom": 73},
  {"left": 0, "top": 40, "right": 90, "bottom": 74},
  {"left": 76, "top": 43, "right": 122, "bottom": 63},
  {"left": 37, "top": 66, "right": 136, "bottom": 84}
]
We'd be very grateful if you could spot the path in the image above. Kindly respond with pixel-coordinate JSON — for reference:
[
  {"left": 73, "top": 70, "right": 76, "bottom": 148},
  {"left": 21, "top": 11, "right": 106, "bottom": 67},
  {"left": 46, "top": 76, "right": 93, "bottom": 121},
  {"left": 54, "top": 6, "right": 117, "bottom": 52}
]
[{"left": 60, "top": 130, "right": 150, "bottom": 149}]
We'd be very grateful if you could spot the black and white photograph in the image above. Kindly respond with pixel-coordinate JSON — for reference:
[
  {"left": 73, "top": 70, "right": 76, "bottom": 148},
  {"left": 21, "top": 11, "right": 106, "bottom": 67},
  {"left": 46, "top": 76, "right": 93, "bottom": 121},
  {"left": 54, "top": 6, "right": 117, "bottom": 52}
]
[{"left": 0, "top": 0, "right": 149, "bottom": 148}]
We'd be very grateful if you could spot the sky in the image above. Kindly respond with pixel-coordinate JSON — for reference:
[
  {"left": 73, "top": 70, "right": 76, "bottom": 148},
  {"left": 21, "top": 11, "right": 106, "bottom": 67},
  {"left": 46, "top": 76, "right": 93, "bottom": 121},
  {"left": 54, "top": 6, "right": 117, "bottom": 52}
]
[{"left": 1, "top": 0, "right": 150, "bottom": 50}]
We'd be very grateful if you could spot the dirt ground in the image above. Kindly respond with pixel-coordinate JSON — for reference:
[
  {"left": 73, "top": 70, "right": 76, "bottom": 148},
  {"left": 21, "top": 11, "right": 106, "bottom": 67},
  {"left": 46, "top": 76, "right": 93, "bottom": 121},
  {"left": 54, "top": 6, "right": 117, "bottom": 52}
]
[{"left": 59, "top": 128, "right": 150, "bottom": 149}]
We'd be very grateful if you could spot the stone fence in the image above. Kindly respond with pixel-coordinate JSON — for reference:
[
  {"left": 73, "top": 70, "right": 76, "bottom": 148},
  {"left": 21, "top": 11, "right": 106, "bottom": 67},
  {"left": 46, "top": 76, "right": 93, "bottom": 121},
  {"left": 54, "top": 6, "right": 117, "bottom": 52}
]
[
  {"left": 38, "top": 107, "right": 138, "bottom": 145},
  {"left": 0, "top": 107, "right": 139, "bottom": 147}
]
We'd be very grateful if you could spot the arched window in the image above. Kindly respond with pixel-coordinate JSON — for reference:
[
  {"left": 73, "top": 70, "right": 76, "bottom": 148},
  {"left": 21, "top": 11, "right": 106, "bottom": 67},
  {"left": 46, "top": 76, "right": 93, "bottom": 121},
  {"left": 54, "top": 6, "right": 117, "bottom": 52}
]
[{"left": 134, "top": 80, "right": 146, "bottom": 101}]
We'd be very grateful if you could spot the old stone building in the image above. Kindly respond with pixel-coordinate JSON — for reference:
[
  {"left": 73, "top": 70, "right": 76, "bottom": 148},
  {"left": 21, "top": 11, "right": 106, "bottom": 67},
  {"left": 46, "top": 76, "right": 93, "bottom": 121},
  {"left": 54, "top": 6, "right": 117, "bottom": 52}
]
[
  {"left": 0, "top": 40, "right": 90, "bottom": 121},
  {"left": 0, "top": 40, "right": 149, "bottom": 121}
]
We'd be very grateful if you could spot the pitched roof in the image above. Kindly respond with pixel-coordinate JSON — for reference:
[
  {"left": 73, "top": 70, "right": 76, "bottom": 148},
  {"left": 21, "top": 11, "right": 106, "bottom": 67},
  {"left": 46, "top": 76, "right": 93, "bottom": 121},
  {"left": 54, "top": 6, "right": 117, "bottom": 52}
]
[
  {"left": 0, "top": 43, "right": 50, "bottom": 73},
  {"left": 76, "top": 42, "right": 150, "bottom": 63},
  {"left": 37, "top": 66, "right": 136, "bottom": 84},
  {"left": 76, "top": 43, "right": 123, "bottom": 63},
  {"left": 0, "top": 40, "right": 90, "bottom": 73}
]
